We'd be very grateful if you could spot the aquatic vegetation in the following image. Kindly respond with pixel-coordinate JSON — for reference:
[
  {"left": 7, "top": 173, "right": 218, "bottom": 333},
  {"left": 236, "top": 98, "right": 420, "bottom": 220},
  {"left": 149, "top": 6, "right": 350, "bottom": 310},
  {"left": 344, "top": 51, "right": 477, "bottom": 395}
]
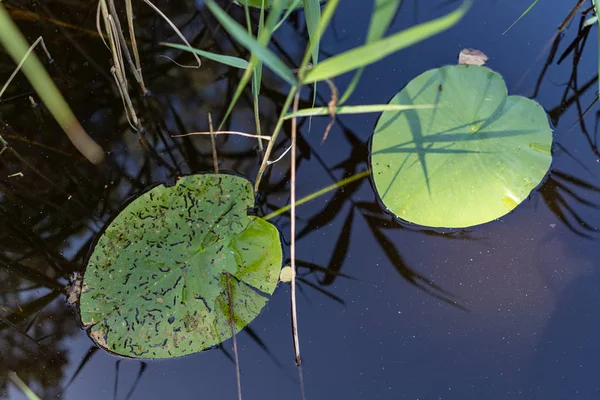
[
  {"left": 78, "top": 174, "right": 282, "bottom": 359},
  {"left": 370, "top": 65, "right": 553, "bottom": 228},
  {"left": 0, "top": 3, "right": 104, "bottom": 164}
]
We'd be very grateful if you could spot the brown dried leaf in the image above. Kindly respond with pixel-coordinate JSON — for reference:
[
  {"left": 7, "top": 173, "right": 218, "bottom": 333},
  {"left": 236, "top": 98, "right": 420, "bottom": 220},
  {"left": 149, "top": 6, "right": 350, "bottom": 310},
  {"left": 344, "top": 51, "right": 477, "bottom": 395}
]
[{"left": 458, "top": 48, "right": 488, "bottom": 66}]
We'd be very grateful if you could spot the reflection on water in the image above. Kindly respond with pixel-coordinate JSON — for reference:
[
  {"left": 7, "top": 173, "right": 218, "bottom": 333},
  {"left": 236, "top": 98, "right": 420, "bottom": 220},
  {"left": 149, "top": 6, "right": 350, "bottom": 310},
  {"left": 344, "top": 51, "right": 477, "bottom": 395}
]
[{"left": 1, "top": 0, "right": 599, "bottom": 398}]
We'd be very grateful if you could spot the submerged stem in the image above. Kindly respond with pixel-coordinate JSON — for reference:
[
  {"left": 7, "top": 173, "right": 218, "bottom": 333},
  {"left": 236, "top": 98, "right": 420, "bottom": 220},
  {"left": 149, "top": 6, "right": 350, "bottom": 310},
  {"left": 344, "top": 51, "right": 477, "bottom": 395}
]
[
  {"left": 226, "top": 273, "right": 243, "bottom": 400},
  {"left": 290, "top": 90, "right": 301, "bottom": 366}
]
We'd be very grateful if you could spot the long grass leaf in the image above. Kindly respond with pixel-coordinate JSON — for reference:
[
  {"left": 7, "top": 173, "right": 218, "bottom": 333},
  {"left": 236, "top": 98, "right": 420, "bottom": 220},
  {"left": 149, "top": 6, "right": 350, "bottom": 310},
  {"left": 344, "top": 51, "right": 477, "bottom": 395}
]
[
  {"left": 160, "top": 42, "right": 249, "bottom": 68},
  {"left": 302, "top": 0, "right": 470, "bottom": 84},
  {"left": 298, "top": 0, "right": 341, "bottom": 75},
  {"left": 340, "top": 0, "right": 403, "bottom": 104},
  {"left": 273, "top": 0, "right": 303, "bottom": 32},
  {"left": 303, "top": 0, "right": 321, "bottom": 107},
  {"left": 204, "top": 0, "right": 296, "bottom": 85},
  {"left": 262, "top": 170, "right": 370, "bottom": 220},
  {"left": 0, "top": 4, "right": 104, "bottom": 164},
  {"left": 284, "top": 103, "right": 436, "bottom": 119},
  {"left": 8, "top": 372, "right": 41, "bottom": 400},
  {"left": 502, "top": 0, "right": 539, "bottom": 35},
  {"left": 214, "top": 0, "right": 284, "bottom": 130},
  {"left": 252, "top": 1, "right": 266, "bottom": 150},
  {"left": 303, "top": 0, "right": 322, "bottom": 65}
]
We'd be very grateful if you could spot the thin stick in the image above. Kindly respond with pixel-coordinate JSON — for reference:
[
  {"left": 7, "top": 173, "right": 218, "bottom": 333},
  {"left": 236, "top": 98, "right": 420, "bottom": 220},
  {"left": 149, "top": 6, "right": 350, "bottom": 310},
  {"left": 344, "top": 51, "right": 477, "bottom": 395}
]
[
  {"left": 208, "top": 113, "right": 219, "bottom": 175},
  {"left": 290, "top": 90, "right": 301, "bottom": 366},
  {"left": 558, "top": 0, "right": 586, "bottom": 32},
  {"left": 254, "top": 86, "right": 297, "bottom": 192},
  {"left": 125, "top": 0, "right": 143, "bottom": 80},
  {"left": 172, "top": 131, "right": 271, "bottom": 140},
  {"left": 141, "top": 0, "right": 201, "bottom": 68},
  {"left": 266, "top": 144, "right": 292, "bottom": 166},
  {"left": 226, "top": 274, "right": 243, "bottom": 400},
  {"left": 107, "top": 0, "right": 145, "bottom": 90},
  {"left": 0, "top": 37, "right": 52, "bottom": 99}
]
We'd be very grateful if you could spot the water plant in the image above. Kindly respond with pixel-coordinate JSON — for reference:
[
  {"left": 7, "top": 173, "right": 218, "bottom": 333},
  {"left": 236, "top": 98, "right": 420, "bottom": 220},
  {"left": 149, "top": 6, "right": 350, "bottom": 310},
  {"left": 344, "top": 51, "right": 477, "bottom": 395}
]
[
  {"left": 78, "top": 174, "right": 282, "bottom": 358},
  {"left": 370, "top": 64, "right": 553, "bottom": 228}
]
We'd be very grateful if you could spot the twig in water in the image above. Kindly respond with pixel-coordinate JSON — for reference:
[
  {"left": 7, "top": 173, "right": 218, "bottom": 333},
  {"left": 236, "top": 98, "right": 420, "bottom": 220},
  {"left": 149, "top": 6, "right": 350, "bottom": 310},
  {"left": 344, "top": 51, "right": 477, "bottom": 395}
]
[
  {"left": 0, "top": 36, "right": 52, "bottom": 99},
  {"left": 226, "top": 273, "right": 243, "bottom": 400},
  {"left": 141, "top": 0, "right": 201, "bottom": 68},
  {"left": 208, "top": 113, "right": 219, "bottom": 175},
  {"left": 172, "top": 131, "right": 271, "bottom": 140},
  {"left": 321, "top": 79, "right": 339, "bottom": 144},
  {"left": 559, "top": 0, "right": 586, "bottom": 32},
  {"left": 290, "top": 90, "right": 301, "bottom": 366},
  {"left": 125, "top": 0, "right": 143, "bottom": 84},
  {"left": 266, "top": 144, "right": 292, "bottom": 166}
]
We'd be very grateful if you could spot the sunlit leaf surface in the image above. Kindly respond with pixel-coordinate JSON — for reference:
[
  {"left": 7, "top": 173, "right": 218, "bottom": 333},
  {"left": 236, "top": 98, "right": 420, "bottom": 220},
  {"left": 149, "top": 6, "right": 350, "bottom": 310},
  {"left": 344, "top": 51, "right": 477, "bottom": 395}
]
[{"left": 370, "top": 65, "right": 553, "bottom": 228}]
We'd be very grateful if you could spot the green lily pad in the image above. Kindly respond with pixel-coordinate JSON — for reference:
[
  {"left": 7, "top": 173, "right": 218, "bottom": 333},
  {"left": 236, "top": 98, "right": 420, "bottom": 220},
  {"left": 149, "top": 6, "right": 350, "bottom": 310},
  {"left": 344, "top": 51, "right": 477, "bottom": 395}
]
[
  {"left": 370, "top": 65, "right": 553, "bottom": 228},
  {"left": 78, "top": 174, "right": 282, "bottom": 359}
]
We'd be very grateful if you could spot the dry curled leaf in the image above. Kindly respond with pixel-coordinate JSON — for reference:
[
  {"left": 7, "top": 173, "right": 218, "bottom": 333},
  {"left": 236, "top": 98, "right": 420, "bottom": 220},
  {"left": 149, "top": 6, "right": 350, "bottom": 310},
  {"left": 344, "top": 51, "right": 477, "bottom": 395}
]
[{"left": 458, "top": 48, "right": 488, "bottom": 66}]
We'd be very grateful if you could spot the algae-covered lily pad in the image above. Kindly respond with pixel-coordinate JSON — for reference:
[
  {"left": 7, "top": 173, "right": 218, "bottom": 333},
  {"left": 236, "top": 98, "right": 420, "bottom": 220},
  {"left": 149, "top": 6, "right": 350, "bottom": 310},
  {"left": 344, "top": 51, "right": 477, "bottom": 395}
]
[
  {"left": 370, "top": 65, "right": 553, "bottom": 228},
  {"left": 78, "top": 174, "right": 282, "bottom": 359}
]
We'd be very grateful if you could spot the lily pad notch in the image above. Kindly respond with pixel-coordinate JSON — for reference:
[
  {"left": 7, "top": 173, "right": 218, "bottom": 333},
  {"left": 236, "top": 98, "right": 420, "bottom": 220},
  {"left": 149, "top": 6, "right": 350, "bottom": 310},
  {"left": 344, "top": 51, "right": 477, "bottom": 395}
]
[
  {"left": 370, "top": 65, "right": 553, "bottom": 228},
  {"left": 77, "top": 173, "right": 283, "bottom": 359}
]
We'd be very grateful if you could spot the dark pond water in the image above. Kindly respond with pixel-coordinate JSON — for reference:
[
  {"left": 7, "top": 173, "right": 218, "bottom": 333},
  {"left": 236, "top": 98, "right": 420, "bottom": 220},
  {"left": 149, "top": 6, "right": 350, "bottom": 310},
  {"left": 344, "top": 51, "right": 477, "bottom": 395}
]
[{"left": 1, "top": 0, "right": 600, "bottom": 398}]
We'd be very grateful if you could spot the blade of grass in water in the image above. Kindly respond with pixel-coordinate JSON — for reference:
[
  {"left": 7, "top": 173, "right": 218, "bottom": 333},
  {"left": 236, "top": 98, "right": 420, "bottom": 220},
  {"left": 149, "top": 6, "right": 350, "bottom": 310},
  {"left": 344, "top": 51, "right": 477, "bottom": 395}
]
[
  {"left": 339, "top": 0, "right": 403, "bottom": 104},
  {"left": 8, "top": 372, "right": 41, "bottom": 400},
  {"left": 160, "top": 43, "right": 249, "bottom": 68},
  {"left": 262, "top": 170, "right": 371, "bottom": 220},
  {"left": 303, "top": 0, "right": 321, "bottom": 67},
  {"left": 302, "top": 0, "right": 470, "bottom": 84},
  {"left": 204, "top": 0, "right": 296, "bottom": 85},
  {"left": 284, "top": 103, "right": 436, "bottom": 119},
  {"left": 273, "top": 0, "right": 302, "bottom": 32},
  {"left": 0, "top": 3, "right": 104, "bottom": 164},
  {"left": 251, "top": 1, "right": 266, "bottom": 150},
  {"left": 502, "top": 0, "right": 539, "bottom": 35},
  {"left": 254, "top": 0, "right": 341, "bottom": 191},
  {"left": 298, "top": 0, "right": 340, "bottom": 78},
  {"left": 303, "top": 0, "right": 321, "bottom": 107}
]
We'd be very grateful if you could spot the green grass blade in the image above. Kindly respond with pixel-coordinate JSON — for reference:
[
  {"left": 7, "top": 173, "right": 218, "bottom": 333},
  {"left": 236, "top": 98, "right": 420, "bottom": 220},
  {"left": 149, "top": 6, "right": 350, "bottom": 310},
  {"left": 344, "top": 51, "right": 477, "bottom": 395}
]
[
  {"left": 302, "top": 0, "right": 470, "bottom": 84},
  {"left": 0, "top": 3, "right": 104, "bottom": 164},
  {"left": 303, "top": 0, "right": 321, "bottom": 67},
  {"left": 303, "top": 0, "right": 321, "bottom": 108},
  {"left": 298, "top": 0, "right": 341, "bottom": 76},
  {"left": 284, "top": 103, "right": 436, "bottom": 119},
  {"left": 215, "top": 0, "right": 283, "bottom": 130},
  {"left": 262, "top": 170, "right": 370, "bottom": 220},
  {"left": 8, "top": 372, "right": 42, "bottom": 400},
  {"left": 502, "top": 0, "right": 539, "bottom": 35},
  {"left": 204, "top": 0, "right": 296, "bottom": 85},
  {"left": 251, "top": 1, "right": 266, "bottom": 149},
  {"left": 273, "top": 0, "right": 303, "bottom": 32},
  {"left": 339, "top": 0, "right": 403, "bottom": 104},
  {"left": 160, "top": 43, "right": 249, "bottom": 69}
]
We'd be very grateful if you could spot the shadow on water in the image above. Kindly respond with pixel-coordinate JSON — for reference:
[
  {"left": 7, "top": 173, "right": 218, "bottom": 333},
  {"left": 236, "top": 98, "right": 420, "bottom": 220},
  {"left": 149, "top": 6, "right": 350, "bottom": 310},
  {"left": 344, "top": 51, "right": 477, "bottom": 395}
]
[{"left": 0, "top": 0, "right": 599, "bottom": 398}]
